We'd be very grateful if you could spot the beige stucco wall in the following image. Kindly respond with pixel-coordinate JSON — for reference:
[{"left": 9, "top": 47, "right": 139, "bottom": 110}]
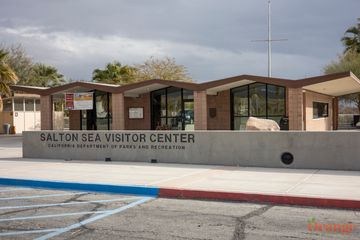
[{"left": 304, "top": 91, "right": 333, "bottom": 131}]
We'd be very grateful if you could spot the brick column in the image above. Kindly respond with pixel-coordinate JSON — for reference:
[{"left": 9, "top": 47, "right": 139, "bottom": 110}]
[
  {"left": 332, "top": 97, "right": 338, "bottom": 130},
  {"left": 287, "top": 88, "right": 304, "bottom": 130},
  {"left": 40, "top": 95, "right": 53, "bottom": 130},
  {"left": 194, "top": 90, "right": 208, "bottom": 130},
  {"left": 112, "top": 93, "right": 125, "bottom": 130},
  {"left": 69, "top": 110, "right": 81, "bottom": 130}
]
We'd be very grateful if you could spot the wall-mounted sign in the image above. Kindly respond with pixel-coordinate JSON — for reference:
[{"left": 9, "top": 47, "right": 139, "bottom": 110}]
[
  {"left": 65, "top": 93, "right": 93, "bottom": 110},
  {"left": 65, "top": 93, "right": 74, "bottom": 110},
  {"left": 129, "top": 107, "right": 144, "bottom": 119}
]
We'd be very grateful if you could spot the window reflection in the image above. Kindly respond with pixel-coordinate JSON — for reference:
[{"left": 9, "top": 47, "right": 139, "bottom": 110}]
[
  {"left": 80, "top": 91, "right": 111, "bottom": 130},
  {"left": 249, "top": 83, "right": 266, "bottom": 117},
  {"left": 231, "top": 83, "right": 286, "bottom": 130},
  {"left": 151, "top": 87, "right": 194, "bottom": 130}
]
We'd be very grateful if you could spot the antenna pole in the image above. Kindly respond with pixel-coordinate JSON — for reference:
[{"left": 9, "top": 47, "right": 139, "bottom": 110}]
[
  {"left": 268, "top": 0, "right": 271, "bottom": 77},
  {"left": 251, "top": 0, "right": 287, "bottom": 78}
]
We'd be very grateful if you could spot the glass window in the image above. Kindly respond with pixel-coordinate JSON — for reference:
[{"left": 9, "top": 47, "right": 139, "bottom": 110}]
[
  {"left": 183, "top": 89, "right": 194, "bottom": 100},
  {"left": 233, "top": 117, "right": 249, "bottom": 130},
  {"left": 313, "top": 102, "right": 329, "bottom": 118},
  {"left": 25, "top": 99, "right": 34, "bottom": 111},
  {"left": 96, "top": 92, "right": 109, "bottom": 130},
  {"left": 233, "top": 86, "right": 248, "bottom": 116},
  {"left": 54, "top": 101, "right": 63, "bottom": 111},
  {"left": 151, "top": 89, "right": 166, "bottom": 129},
  {"left": 151, "top": 87, "right": 194, "bottom": 130},
  {"left": 167, "top": 87, "right": 182, "bottom": 118},
  {"left": 3, "top": 99, "right": 12, "bottom": 112},
  {"left": 81, "top": 110, "right": 87, "bottom": 130},
  {"left": 267, "top": 85, "right": 285, "bottom": 116},
  {"left": 231, "top": 83, "right": 286, "bottom": 130},
  {"left": 108, "top": 93, "right": 112, "bottom": 129},
  {"left": 249, "top": 83, "right": 266, "bottom": 116},
  {"left": 35, "top": 99, "right": 40, "bottom": 111},
  {"left": 14, "top": 98, "right": 24, "bottom": 111}
]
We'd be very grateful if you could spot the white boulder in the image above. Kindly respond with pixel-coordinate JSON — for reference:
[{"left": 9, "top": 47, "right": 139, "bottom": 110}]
[{"left": 245, "top": 117, "right": 280, "bottom": 131}]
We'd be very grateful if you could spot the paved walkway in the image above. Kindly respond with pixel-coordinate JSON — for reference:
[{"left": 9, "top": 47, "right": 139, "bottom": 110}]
[
  {"left": 0, "top": 159, "right": 359, "bottom": 201},
  {"left": 1, "top": 136, "right": 360, "bottom": 203}
]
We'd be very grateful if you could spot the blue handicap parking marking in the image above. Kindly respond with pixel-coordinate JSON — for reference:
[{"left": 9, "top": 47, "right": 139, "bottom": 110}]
[{"left": 0, "top": 186, "right": 155, "bottom": 239}]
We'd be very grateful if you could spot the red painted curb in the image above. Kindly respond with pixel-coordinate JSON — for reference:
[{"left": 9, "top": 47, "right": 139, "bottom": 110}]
[{"left": 158, "top": 188, "right": 360, "bottom": 210}]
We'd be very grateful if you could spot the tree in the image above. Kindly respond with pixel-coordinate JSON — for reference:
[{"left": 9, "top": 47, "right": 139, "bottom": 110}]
[
  {"left": 92, "top": 61, "right": 137, "bottom": 85},
  {"left": 324, "top": 49, "right": 360, "bottom": 113},
  {"left": 4, "top": 44, "right": 36, "bottom": 86},
  {"left": 341, "top": 18, "right": 360, "bottom": 54},
  {"left": 0, "top": 49, "right": 18, "bottom": 111},
  {"left": 32, "top": 63, "right": 66, "bottom": 87},
  {"left": 2, "top": 44, "right": 66, "bottom": 87},
  {"left": 134, "top": 56, "right": 192, "bottom": 82},
  {"left": 324, "top": 18, "right": 360, "bottom": 114}
]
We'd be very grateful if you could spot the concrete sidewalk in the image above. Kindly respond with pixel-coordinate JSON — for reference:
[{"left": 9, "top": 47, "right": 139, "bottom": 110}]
[
  {"left": 1, "top": 135, "right": 360, "bottom": 208},
  {"left": 0, "top": 159, "right": 359, "bottom": 201}
]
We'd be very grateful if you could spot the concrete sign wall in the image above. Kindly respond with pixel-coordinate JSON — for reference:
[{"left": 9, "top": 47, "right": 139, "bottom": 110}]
[{"left": 23, "top": 131, "right": 360, "bottom": 170}]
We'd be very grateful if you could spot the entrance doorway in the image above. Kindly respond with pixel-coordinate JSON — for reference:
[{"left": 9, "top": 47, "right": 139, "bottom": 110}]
[
  {"left": 183, "top": 100, "right": 194, "bottom": 130},
  {"left": 151, "top": 87, "right": 194, "bottom": 130},
  {"left": 80, "top": 91, "right": 112, "bottom": 130}
]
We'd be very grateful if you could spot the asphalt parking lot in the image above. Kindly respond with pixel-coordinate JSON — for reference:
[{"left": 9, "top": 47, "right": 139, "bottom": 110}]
[{"left": 0, "top": 186, "right": 359, "bottom": 240}]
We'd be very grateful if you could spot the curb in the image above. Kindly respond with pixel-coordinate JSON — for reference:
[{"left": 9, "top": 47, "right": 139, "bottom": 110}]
[
  {"left": 159, "top": 188, "right": 360, "bottom": 210},
  {"left": 1, "top": 178, "right": 359, "bottom": 210},
  {"left": 0, "top": 178, "right": 159, "bottom": 197}
]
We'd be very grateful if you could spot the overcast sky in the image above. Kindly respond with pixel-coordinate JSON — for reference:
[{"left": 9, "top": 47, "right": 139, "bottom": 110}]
[{"left": 0, "top": 0, "right": 359, "bottom": 82}]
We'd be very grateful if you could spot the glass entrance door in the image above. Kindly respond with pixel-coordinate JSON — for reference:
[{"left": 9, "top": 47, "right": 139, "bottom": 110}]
[
  {"left": 151, "top": 87, "right": 194, "bottom": 130},
  {"left": 183, "top": 101, "right": 194, "bottom": 130}
]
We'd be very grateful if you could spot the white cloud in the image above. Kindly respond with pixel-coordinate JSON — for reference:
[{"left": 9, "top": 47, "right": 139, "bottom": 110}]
[{"left": 1, "top": 25, "right": 325, "bottom": 81}]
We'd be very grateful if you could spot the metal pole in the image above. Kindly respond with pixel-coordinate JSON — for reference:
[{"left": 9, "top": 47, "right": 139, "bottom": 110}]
[{"left": 268, "top": 0, "right": 271, "bottom": 78}]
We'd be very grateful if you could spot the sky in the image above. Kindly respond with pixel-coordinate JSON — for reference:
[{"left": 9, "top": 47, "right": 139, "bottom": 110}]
[{"left": 0, "top": 0, "right": 359, "bottom": 82}]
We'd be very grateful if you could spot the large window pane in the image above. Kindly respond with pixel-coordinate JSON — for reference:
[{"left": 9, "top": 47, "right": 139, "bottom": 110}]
[
  {"left": 25, "top": 99, "right": 34, "bottom": 111},
  {"left": 167, "top": 87, "right": 182, "bottom": 118},
  {"left": 35, "top": 99, "right": 40, "bottom": 111},
  {"left": 313, "top": 102, "right": 328, "bottom": 118},
  {"left": 232, "top": 86, "right": 248, "bottom": 116},
  {"left": 152, "top": 89, "right": 166, "bottom": 129},
  {"left": 96, "top": 92, "right": 109, "bottom": 130},
  {"left": 233, "top": 117, "right": 249, "bottom": 130},
  {"left": 108, "top": 94, "right": 112, "bottom": 129},
  {"left": 267, "top": 85, "right": 285, "bottom": 116},
  {"left": 81, "top": 110, "right": 87, "bottom": 130},
  {"left": 183, "top": 89, "right": 194, "bottom": 100},
  {"left": 3, "top": 99, "right": 12, "bottom": 112},
  {"left": 151, "top": 87, "right": 194, "bottom": 130},
  {"left": 14, "top": 98, "right": 24, "bottom": 111},
  {"left": 249, "top": 83, "right": 266, "bottom": 116}
]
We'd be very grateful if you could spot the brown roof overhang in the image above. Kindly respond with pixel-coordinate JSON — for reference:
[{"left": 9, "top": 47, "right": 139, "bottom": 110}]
[
  {"left": 199, "top": 74, "right": 296, "bottom": 91},
  {"left": 114, "top": 79, "right": 200, "bottom": 93}
]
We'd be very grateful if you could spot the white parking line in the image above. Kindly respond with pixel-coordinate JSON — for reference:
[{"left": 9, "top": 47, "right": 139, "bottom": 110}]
[
  {"left": 0, "top": 196, "right": 141, "bottom": 210},
  {"left": 0, "top": 210, "right": 109, "bottom": 222},
  {"left": 0, "top": 191, "right": 88, "bottom": 201},
  {"left": 35, "top": 197, "right": 153, "bottom": 240},
  {"left": 0, "top": 228, "right": 59, "bottom": 237}
]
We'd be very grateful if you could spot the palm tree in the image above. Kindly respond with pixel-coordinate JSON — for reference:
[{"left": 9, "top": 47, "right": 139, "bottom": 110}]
[
  {"left": 32, "top": 63, "right": 65, "bottom": 87},
  {"left": 92, "top": 61, "right": 137, "bottom": 85},
  {"left": 341, "top": 18, "right": 360, "bottom": 54},
  {"left": 0, "top": 49, "right": 18, "bottom": 111}
]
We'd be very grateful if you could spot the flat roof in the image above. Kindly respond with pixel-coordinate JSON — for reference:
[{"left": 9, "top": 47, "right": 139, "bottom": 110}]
[{"left": 10, "top": 71, "right": 360, "bottom": 97}]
